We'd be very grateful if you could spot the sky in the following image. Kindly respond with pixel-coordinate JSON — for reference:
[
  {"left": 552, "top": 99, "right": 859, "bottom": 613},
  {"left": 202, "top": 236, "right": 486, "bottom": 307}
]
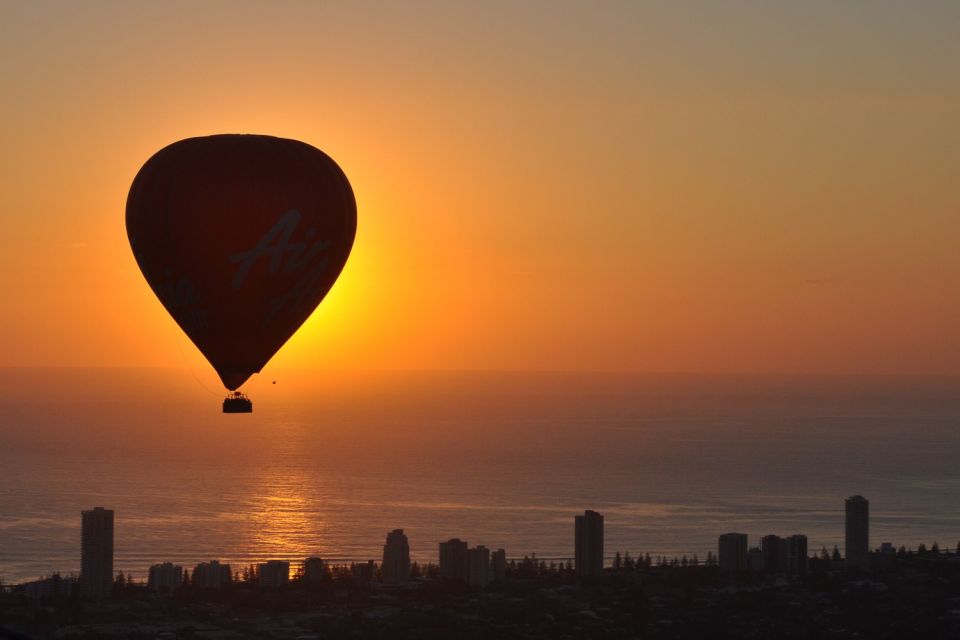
[{"left": 1, "top": 1, "right": 958, "bottom": 380}]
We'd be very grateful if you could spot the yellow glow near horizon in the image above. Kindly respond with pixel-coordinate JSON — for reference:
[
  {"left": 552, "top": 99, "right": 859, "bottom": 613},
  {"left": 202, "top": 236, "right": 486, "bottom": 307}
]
[{"left": 1, "top": 2, "right": 959, "bottom": 377}]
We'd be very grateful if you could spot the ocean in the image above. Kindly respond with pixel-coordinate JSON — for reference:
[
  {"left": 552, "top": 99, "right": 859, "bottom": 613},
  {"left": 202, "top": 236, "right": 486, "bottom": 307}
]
[{"left": 1, "top": 369, "right": 958, "bottom": 584}]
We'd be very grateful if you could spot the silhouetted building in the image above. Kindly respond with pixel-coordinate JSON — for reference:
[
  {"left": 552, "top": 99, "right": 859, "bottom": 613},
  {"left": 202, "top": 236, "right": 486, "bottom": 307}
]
[
  {"left": 80, "top": 506, "right": 114, "bottom": 599},
  {"left": 761, "top": 535, "right": 785, "bottom": 572},
  {"left": 381, "top": 529, "right": 411, "bottom": 585},
  {"left": 575, "top": 510, "right": 604, "bottom": 577},
  {"left": 846, "top": 495, "right": 869, "bottom": 570},
  {"left": 24, "top": 574, "right": 75, "bottom": 603},
  {"left": 718, "top": 533, "right": 749, "bottom": 573},
  {"left": 439, "top": 538, "right": 469, "bottom": 582},
  {"left": 302, "top": 556, "right": 326, "bottom": 585},
  {"left": 258, "top": 560, "right": 289, "bottom": 588},
  {"left": 747, "top": 546, "right": 763, "bottom": 571},
  {"left": 786, "top": 534, "right": 808, "bottom": 576},
  {"left": 876, "top": 541, "right": 897, "bottom": 571},
  {"left": 467, "top": 545, "right": 491, "bottom": 588},
  {"left": 148, "top": 562, "right": 182, "bottom": 593},
  {"left": 351, "top": 560, "right": 375, "bottom": 586},
  {"left": 193, "top": 560, "right": 231, "bottom": 588},
  {"left": 491, "top": 548, "right": 507, "bottom": 581}
]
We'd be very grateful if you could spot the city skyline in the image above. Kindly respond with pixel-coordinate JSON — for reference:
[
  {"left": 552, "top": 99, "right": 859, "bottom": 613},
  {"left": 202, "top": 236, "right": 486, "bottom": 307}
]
[
  {"left": 8, "top": 493, "right": 959, "bottom": 637},
  {"left": 15, "top": 494, "right": 933, "bottom": 592}
]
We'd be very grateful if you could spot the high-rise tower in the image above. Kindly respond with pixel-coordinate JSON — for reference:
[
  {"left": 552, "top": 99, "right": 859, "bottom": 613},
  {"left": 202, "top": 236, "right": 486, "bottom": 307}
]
[
  {"left": 718, "top": 533, "right": 749, "bottom": 573},
  {"left": 80, "top": 507, "right": 114, "bottom": 599},
  {"left": 845, "top": 495, "right": 869, "bottom": 570},
  {"left": 381, "top": 529, "right": 411, "bottom": 584},
  {"left": 575, "top": 510, "right": 604, "bottom": 577}
]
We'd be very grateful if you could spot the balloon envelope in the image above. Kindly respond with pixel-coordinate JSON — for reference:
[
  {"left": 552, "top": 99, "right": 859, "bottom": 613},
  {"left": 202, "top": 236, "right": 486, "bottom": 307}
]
[{"left": 126, "top": 134, "right": 356, "bottom": 390}]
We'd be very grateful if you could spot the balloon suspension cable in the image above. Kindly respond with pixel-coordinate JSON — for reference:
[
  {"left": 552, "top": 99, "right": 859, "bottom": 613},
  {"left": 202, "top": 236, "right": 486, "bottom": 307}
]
[{"left": 173, "top": 329, "right": 222, "bottom": 398}]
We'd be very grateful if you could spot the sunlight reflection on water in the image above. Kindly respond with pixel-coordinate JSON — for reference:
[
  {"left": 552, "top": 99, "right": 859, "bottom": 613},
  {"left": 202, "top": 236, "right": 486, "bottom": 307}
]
[{"left": 1, "top": 370, "right": 959, "bottom": 582}]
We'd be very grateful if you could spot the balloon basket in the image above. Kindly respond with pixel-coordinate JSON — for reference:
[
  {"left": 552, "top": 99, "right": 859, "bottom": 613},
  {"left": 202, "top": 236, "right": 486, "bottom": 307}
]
[{"left": 223, "top": 391, "right": 253, "bottom": 413}]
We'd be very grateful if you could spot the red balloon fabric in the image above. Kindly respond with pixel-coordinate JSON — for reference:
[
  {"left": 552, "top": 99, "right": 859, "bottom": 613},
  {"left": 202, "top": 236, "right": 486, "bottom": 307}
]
[{"left": 126, "top": 134, "right": 356, "bottom": 390}]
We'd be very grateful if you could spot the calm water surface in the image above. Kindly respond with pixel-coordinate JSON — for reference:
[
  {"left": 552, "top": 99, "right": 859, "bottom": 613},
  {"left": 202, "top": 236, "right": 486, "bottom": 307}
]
[{"left": 1, "top": 369, "right": 958, "bottom": 583}]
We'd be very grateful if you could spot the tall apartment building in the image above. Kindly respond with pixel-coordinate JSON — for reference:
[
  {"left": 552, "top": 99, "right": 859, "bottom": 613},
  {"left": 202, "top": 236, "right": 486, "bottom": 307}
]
[
  {"left": 302, "top": 557, "right": 326, "bottom": 585},
  {"left": 258, "top": 560, "right": 290, "bottom": 589},
  {"left": 352, "top": 560, "right": 375, "bottom": 586},
  {"left": 467, "top": 545, "right": 492, "bottom": 588},
  {"left": 439, "top": 538, "right": 469, "bottom": 582},
  {"left": 148, "top": 562, "right": 183, "bottom": 593},
  {"left": 845, "top": 495, "right": 869, "bottom": 570},
  {"left": 761, "top": 534, "right": 786, "bottom": 573},
  {"left": 491, "top": 548, "right": 507, "bottom": 581},
  {"left": 80, "top": 507, "right": 114, "bottom": 599},
  {"left": 718, "top": 533, "right": 749, "bottom": 573},
  {"left": 575, "top": 510, "right": 604, "bottom": 577},
  {"left": 381, "top": 529, "right": 411, "bottom": 585},
  {"left": 193, "top": 560, "right": 231, "bottom": 588},
  {"left": 786, "top": 534, "right": 808, "bottom": 576}
]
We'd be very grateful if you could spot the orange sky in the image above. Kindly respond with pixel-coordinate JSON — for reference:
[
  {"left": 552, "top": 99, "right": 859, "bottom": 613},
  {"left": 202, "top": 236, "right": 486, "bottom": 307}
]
[{"left": 1, "top": 2, "right": 958, "bottom": 380}]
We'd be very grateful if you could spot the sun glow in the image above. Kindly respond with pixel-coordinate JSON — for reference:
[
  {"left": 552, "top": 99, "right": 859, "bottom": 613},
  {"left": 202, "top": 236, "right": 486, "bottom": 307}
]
[{"left": 2, "top": 3, "right": 959, "bottom": 376}]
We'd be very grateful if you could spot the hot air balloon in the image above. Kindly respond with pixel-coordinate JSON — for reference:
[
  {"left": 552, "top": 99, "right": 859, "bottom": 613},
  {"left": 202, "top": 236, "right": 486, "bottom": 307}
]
[{"left": 126, "top": 134, "right": 356, "bottom": 412}]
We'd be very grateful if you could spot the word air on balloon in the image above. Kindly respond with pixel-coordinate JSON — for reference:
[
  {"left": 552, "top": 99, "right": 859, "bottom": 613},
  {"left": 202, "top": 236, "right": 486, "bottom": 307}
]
[{"left": 228, "top": 208, "right": 334, "bottom": 324}]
